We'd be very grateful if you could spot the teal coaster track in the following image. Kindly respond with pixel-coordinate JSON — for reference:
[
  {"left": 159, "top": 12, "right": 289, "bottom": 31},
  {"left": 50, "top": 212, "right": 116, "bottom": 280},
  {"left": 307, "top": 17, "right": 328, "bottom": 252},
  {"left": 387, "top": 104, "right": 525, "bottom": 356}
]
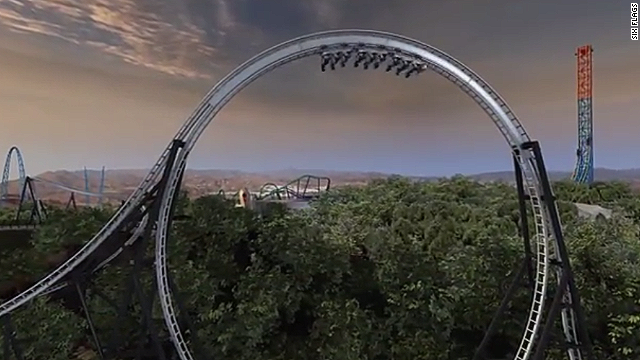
[
  {"left": 258, "top": 175, "right": 331, "bottom": 200},
  {"left": 213, "top": 175, "right": 330, "bottom": 209}
]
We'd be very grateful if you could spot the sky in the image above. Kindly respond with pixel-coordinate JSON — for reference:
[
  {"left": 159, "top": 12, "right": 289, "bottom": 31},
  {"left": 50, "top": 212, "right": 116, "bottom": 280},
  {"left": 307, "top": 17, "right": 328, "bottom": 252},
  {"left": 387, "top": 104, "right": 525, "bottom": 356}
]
[{"left": 0, "top": 0, "right": 637, "bottom": 177}]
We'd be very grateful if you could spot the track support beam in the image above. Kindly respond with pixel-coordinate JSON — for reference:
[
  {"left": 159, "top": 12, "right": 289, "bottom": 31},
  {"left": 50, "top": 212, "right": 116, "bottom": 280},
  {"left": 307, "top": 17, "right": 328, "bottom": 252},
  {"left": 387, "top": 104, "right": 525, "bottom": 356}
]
[
  {"left": 66, "top": 193, "right": 78, "bottom": 210},
  {"left": 73, "top": 280, "right": 104, "bottom": 359},
  {"left": 474, "top": 142, "right": 596, "bottom": 360},
  {"left": 102, "top": 141, "right": 186, "bottom": 359},
  {"left": 524, "top": 140, "right": 596, "bottom": 360},
  {"left": 1, "top": 314, "right": 23, "bottom": 360},
  {"left": 15, "top": 177, "right": 42, "bottom": 225}
]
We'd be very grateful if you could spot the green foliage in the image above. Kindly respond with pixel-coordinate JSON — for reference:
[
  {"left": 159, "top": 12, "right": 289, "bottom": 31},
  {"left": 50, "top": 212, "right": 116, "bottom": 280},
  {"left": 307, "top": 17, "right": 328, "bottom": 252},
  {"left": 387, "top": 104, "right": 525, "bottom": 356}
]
[
  {"left": 10, "top": 297, "right": 87, "bottom": 360},
  {"left": 32, "top": 206, "right": 115, "bottom": 254},
  {"left": 1, "top": 178, "right": 639, "bottom": 359},
  {"left": 0, "top": 207, "right": 17, "bottom": 224}
]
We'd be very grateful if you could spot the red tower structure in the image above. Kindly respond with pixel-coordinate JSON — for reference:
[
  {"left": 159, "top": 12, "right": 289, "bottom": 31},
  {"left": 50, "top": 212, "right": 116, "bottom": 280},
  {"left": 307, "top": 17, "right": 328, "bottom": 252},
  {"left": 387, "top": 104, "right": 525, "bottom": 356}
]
[{"left": 571, "top": 45, "right": 594, "bottom": 184}]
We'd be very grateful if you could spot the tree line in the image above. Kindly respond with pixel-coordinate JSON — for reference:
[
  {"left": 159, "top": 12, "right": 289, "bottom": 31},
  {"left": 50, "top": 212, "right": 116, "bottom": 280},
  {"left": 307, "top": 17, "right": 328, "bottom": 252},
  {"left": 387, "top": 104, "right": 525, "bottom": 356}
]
[{"left": 0, "top": 177, "right": 638, "bottom": 359}]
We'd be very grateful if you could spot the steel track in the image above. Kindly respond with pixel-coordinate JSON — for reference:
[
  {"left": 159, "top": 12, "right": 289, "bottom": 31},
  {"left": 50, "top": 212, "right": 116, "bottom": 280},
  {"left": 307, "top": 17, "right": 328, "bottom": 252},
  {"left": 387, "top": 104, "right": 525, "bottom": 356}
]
[{"left": 0, "top": 29, "right": 578, "bottom": 360}]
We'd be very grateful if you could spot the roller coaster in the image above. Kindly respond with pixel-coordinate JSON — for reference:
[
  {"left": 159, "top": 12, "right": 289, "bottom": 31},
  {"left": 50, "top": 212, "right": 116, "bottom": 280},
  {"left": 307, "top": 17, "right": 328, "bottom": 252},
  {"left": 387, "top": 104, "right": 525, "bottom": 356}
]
[
  {"left": 0, "top": 30, "right": 596, "bottom": 360},
  {"left": 214, "top": 175, "right": 330, "bottom": 208},
  {"left": 224, "top": 175, "right": 332, "bottom": 211},
  {"left": 0, "top": 147, "right": 110, "bottom": 225},
  {"left": 258, "top": 175, "right": 330, "bottom": 200}
]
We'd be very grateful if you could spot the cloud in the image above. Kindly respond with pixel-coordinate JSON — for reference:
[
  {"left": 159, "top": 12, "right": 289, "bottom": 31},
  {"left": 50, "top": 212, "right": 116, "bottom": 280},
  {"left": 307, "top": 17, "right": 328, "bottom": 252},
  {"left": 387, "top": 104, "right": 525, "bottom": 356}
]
[
  {"left": 0, "top": 0, "right": 636, "bottom": 138},
  {"left": 0, "top": 0, "right": 222, "bottom": 77}
]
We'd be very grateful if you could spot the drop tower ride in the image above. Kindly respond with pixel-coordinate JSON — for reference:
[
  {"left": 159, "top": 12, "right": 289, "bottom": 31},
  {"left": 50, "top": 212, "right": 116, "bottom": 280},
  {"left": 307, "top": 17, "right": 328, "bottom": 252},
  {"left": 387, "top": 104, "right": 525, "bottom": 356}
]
[{"left": 571, "top": 44, "right": 594, "bottom": 184}]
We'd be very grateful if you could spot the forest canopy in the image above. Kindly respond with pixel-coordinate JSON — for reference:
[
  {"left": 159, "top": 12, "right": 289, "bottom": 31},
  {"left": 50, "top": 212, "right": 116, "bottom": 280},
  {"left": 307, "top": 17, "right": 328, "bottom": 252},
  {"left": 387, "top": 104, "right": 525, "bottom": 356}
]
[{"left": 0, "top": 177, "right": 639, "bottom": 360}]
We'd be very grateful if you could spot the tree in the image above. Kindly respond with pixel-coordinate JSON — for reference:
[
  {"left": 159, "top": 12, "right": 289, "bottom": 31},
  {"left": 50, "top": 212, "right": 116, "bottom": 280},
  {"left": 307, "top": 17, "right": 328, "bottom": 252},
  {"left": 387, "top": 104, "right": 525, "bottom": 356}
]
[{"left": 1, "top": 178, "right": 640, "bottom": 359}]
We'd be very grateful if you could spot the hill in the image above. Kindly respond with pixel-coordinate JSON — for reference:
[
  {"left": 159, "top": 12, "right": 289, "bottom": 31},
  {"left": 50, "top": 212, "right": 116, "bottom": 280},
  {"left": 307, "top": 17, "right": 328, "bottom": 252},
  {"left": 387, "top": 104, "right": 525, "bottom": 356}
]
[
  {"left": 4, "top": 167, "right": 640, "bottom": 205},
  {"left": 470, "top": 168, "right": 640, "bottom": 182}
]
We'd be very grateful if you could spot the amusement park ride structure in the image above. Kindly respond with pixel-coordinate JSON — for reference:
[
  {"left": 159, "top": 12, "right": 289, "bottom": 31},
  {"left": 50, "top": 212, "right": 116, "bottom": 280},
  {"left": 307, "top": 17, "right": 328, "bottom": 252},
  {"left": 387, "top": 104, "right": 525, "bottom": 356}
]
[
  {"left": 258, "top": 175, "right": 330, "bottom": 201},
  {"left": 229, "top": 174, "right": 331, "bottom": 211},
  {"left": 0, "top": 147, "right": 108, "bottom": 224},
  {"left": 571, "top": 45, "right": 594, "bottom": 184},
  {"left": 0, "top": 31, "right": 599, "bottom": 360},
  {"left": 84, "top": 166, "right": 106, "bottom": 206},
  {"left": 0, "top": 146, "right": 26, "bottom": 206}
]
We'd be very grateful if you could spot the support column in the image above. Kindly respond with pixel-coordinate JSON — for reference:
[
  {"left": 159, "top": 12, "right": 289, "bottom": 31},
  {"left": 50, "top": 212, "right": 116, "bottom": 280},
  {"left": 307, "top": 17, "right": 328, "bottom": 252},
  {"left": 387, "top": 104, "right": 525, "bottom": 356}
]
[{"left": 523, "top": 140, "right": 596, "bottom": 360}]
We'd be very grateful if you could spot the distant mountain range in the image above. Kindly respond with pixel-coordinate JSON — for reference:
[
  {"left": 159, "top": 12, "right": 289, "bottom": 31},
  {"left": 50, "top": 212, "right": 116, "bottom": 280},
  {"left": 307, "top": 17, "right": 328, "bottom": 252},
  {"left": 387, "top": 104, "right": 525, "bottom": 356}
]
[
  {"left": 3, "top": 167, "right": 639, "bottom": 206},
  {"left": 469, "top": 168, "right": 640, "bottom": 183}
]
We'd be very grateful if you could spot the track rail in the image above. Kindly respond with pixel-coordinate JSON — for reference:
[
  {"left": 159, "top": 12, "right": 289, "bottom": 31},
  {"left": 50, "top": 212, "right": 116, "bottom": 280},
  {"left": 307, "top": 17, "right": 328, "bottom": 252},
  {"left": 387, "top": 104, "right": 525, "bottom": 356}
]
[{"left": 0, "top": 29, "right": 580, "bottom": 360}]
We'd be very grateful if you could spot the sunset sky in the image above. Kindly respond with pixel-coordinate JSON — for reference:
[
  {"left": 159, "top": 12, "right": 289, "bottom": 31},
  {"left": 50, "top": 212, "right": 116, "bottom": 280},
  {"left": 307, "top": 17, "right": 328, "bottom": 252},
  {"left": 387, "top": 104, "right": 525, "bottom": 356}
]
[{"left": 0, "top": 0, "right": 636, "bottom": 177}]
